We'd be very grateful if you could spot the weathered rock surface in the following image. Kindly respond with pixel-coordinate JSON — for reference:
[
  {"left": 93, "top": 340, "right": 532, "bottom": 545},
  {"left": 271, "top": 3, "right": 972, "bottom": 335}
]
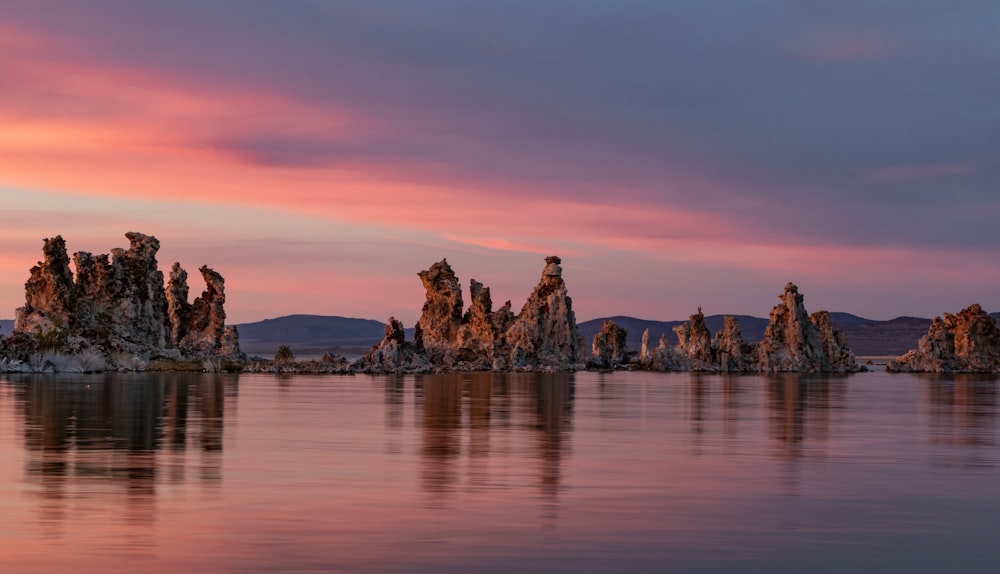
[
  {"left": 589, "top": 319, "right": 629, "bottom": 369},
  {"left": 674, "top": 308, "right": 714, "bottom": 371},
  {"left": 357, "top": 256, "right": 582, "bottom": 373},
  {"left": 362, "top": 317, "right": 430, "bottom": 374},
  {"left": 413, "top": 259, "right": 464, "bottom": 357},
  {"left": 640, "top": 332, "right": 687, "bottom": 371},
  {"left": 504, "top": 256, "right": 582, "bottom": 369},
  {"left": 3, "top": 232, "right": 242, "bottom": 372},
  {"left": 757, "top": 283, "right": 858, "bottom": 373},
  {"left": 888, "top": 304, "right": 1000, "bottom": 373},
  {"left": 634, "top": 284, "right": 857, "bottom": 373},
  {"left": 713, "top": 315, "right": 758, "bottom": 372}
]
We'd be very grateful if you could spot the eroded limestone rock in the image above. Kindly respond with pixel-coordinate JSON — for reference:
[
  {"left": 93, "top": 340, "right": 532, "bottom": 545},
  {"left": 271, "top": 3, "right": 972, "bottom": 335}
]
[
  {"left": 358, "top": 255, "right": 581, "bottom": 373},
  {"left": 888, "top": 304, "right": 1000, "bottom": 373},
  {"left": 6, "top": 232, "right": 241, "bottom": 371},
  {"left": 504, "top": 256, "right": 581, "bottom": 369},
  {"left": 757, "top": 283, "right": 858, "bottom": 373},
  {"left": 362, "top": 317, "right": 430, "bottom": 373},
  {"left": 674, "top": 308, "right": 713, "bottom": 371},
  {"left": 713, "top": 315, "right": 758, "bottom": 372},
  {"left": 413, "top": 259, "right": 464, "bottom": 357},
  {"left": 589, "top": 319, "right": 629, "bottom": 369}
]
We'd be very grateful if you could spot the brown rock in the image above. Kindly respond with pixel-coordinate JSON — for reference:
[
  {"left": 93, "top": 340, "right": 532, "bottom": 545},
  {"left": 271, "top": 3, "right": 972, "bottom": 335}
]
[
  {"left": 674, "top": 307, "right": 713, "bottom": 370},
  {"left": 757, "top": 282, "right": 858, "bottom": 373},
  {"left": 413, "top": 259, "right": 464, "bottom": 357},
  {"left": 888, "top": 304, "right": 1000, "bottom": 373},
  {"left": 504, "top": 256, "right": 581, "bottom": 369},
  {"left": 590, "top": 319, "right": 629, "bottom": 369},
  {"left": 713, "top": 315, "right": 758, "bottom": 372},
  {"left": 8, "top": 232, "right": 241, "bottom": 369},
  {"left": 15, "top": 235, "right": 76, "bottom": 336}
]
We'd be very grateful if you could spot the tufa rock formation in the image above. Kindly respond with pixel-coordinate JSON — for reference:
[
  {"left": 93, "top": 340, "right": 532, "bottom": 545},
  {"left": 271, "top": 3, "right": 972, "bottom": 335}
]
[
  {"left": 589, "top": 319, "right": 629, "bottom": 369},
  {"left": 505, "top": 256, "right": 582, "bottom": 369},
  {"left": 756, "top": 283, "right": 858, "bottom": 373},
  {"left": 674, "top": 308, "right": 714, "bottom": 371},
  {"left": 358, "top": 256, "right": 581, "bottom": 373},
  {"left": 5, "top": 232, "right": 242, "bottom": 371},
  {"left": 633, "top": 283, "right": 858, "bottom": 373},
  {"left": 887, "top": 304, "right": 1000, "bottom": 373},
  {"left": 362, "top": 317, "right": 429, "bottom": 374},
  {"left": 712, "top": 315, "right": 757, "bottom": 372}
]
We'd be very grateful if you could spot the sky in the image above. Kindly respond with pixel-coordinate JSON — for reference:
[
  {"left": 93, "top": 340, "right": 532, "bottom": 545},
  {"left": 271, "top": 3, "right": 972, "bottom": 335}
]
[{"left": 2, "top": 0, "right": 999, "bottom": 326}]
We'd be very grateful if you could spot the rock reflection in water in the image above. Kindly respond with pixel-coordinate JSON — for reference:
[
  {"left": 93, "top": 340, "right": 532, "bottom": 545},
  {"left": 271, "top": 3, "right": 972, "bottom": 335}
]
[
  {"left": 10, "top": 373, "right": 236, "bottom": 542},
  {"left": 923, "top": 374, "right": 997, "bottom": 468},
  {"left": 414, "top": 372, "right": 573, "bottom": 504},
  {"left": 766, "top": 375, "right": 847, "bottom": 457}
]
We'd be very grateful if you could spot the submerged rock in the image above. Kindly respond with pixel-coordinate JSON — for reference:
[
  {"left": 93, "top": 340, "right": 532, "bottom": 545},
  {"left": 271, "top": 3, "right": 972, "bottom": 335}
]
[{"left": 888, "top": 304, "right": 1000, "bottom": 373}]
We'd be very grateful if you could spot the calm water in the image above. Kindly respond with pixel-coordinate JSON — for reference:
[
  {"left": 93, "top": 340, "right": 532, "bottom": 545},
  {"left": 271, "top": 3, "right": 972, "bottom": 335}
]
[{"left": 0, "top": 371, "right": 998, "bottom": 573}]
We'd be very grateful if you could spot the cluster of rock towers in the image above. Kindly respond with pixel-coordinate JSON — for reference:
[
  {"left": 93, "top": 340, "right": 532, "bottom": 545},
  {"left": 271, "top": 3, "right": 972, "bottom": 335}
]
[
  {"left": 3, "top": 232, "right": 999, "bottom": 374},
  {"left": 0, "top": 232, "right": 241, "bottom": 372}
]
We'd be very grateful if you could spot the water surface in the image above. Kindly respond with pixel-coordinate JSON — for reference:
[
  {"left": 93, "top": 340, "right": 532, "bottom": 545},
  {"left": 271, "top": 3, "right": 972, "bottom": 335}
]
[{"left": 1, "top": 371, "right": 997, "bottom": 572}]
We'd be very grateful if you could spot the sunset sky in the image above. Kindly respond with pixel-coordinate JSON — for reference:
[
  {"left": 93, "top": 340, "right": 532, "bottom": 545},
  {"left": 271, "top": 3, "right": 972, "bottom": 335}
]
[{"left": 2, "top": 1, "right": 999, "bottom": 326}]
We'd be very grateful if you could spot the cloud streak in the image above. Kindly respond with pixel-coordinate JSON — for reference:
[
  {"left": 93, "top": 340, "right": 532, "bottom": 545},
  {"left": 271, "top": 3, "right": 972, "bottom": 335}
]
[{"left": 2, "top": 1, "right": 1000, "bottom": 323}]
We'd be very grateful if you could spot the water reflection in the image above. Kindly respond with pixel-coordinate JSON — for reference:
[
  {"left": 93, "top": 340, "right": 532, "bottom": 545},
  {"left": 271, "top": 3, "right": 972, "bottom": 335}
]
[
  {"left": 413, "top": 372, "right": 574, "bottom": 506},
  {"left": 766, "top": 374, "right": 846, "bottom": 460},
  {"left": 7, "top": 373, "right": 237, "bottom": 541},
  {"left": 922, "top": 374, "right": 998, "bottom": 468}
]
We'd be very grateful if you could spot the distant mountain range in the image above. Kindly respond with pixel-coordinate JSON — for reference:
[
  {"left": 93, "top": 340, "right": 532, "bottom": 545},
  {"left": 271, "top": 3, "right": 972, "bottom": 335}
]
[
  {"left": 576, "top": 314, "right": 939, "bottom": 357},
  {"left": 4, "top": 312, "right": 999, "bottom": 359}
]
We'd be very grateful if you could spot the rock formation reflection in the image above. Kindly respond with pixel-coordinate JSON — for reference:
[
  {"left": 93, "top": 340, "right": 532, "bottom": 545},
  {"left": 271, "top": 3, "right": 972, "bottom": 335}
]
[
  {"left": 413, "top": 372, "right": 574, "bottom": 506},
  {"left": 10, "top": 373, "right": 237, "bottom": 541},
  {"left": 922, "top": 374, "right": 997, "bottom": 468},
  {"left": 767, "top": 375, "right": 846, "bottom": 460}
]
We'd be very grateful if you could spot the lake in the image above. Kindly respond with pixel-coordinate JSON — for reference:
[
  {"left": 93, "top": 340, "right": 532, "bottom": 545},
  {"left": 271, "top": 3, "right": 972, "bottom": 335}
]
[{"left": 1, "top": 371, "right": 998, "bottom": 573}]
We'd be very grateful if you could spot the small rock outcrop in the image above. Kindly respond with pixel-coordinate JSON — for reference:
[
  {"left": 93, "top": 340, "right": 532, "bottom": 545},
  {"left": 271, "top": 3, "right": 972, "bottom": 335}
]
[
  {"left": 674, "top": 308, "right": 714, "bottom": 371},
  {"left": 634, "top": 283, "right": 858, "bottom": 373},
  {"left": 3, "top": 232, "right": 242, "bottom": 372},
  {"left": 757, "top": 283, "right": 858, "bottom": 373},
  {"left": 713, "top": 315, "right": 757, "bottom": 372},
  {"left": 357, "top": 256, "right": 581, "bottom": 373},
  {"left": 362, "top": 317, "right": 429, "bottom": 373},
  {"left": 589, "top": 319, "right": 629, "bottom": 369},
  {"left": 639, "top": 332, "right": 686, "bottom": 371},
  {"left": 888, "top": 304, "right": 1000, "bottom": 373}
]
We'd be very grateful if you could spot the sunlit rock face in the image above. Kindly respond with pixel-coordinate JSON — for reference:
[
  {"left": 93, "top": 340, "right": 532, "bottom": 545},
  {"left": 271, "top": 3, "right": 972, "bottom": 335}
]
[
  {"left": 7, "top": 232, "right": 241, "bottom": 370},
  {"left": 638, "top": 332, "right": 684, "bottom": 371},
  {"left": 674, "top": 308, "right": 713, "bottom": 371},
  {"left": 888, "top": 304, "right": 1000, "bottom": 373},
  {"left": 15, "top": 235, "right": 77, "bottom": 336},
  {"left": 713, "top": 315, "right": 758, "bottom": 373},
  {"left": 757, "top": 282, "right": 858, "bottom": 373},
  {"left": 589, "top": 319, "right": 629, "bottom": 369},
  {"left": 503, "top": 256, "right": 582, "bottom": 370},
  {"left": 359, "top": 256, "right": 582, "bottom": 373},
  {"left": 413, "top": 259, "right": 464, "bottom": 358},
  {"left": 362, "top": 317, "right": 429, "bottom": 374}
]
